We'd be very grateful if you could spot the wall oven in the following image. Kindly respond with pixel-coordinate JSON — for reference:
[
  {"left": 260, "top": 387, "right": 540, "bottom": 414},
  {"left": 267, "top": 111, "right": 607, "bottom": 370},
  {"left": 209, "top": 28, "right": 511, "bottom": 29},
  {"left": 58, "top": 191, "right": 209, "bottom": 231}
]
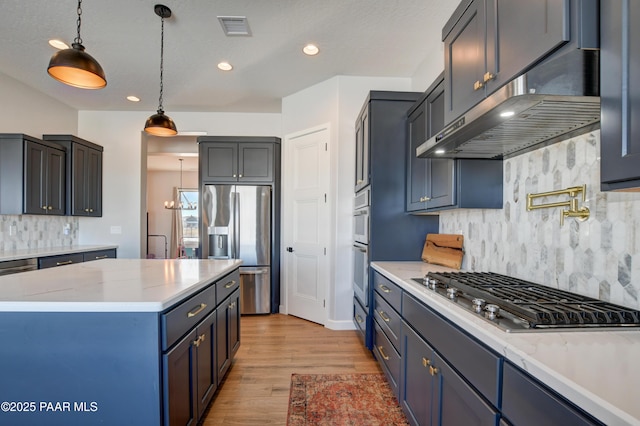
[{"left": 353, "top": 187, "right": 370, "bottom": 306}]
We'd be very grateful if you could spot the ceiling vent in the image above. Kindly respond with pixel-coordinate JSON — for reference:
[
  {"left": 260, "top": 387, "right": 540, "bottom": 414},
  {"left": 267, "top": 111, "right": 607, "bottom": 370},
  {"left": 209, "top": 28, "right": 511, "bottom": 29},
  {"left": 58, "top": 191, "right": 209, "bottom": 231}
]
[{"left": 217, "top": 16, "right": 251, "bottom": 36}]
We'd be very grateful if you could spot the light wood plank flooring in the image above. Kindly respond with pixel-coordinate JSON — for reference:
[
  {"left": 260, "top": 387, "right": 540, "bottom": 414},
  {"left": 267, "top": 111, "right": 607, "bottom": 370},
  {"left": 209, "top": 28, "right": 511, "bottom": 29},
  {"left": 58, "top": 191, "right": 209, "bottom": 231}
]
[{"left": 202, "top": 313, "right": 381, "bottom": 425}]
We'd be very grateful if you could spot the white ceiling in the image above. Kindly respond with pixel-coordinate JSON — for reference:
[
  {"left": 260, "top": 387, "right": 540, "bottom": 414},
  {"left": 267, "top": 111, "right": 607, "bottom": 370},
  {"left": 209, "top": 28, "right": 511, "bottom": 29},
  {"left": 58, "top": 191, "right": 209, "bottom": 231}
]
[{"left": 0, "top": 0, "right": 456, "bottom": 114}]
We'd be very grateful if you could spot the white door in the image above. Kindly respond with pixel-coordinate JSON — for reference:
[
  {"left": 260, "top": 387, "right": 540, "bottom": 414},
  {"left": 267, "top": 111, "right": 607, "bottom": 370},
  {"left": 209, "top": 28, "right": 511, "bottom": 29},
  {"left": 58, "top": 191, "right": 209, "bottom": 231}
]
[{"left": 283, "top": 125, "right": 330, "bottom": 325}]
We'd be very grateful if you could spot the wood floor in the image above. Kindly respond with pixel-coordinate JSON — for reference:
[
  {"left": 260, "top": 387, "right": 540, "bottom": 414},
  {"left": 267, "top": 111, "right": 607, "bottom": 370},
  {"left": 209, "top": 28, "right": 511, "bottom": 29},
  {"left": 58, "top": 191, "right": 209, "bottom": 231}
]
[{"left": 201, "top": 313, "right": 381, "bottom": 425}]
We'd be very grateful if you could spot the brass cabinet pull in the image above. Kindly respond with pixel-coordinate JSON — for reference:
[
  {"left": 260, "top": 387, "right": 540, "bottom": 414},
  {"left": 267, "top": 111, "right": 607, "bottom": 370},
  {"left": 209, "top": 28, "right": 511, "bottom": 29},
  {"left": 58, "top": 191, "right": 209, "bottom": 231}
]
[
  {"left": 483, "top": 71, "right": 496, "bottom": 83},
  {"left": 378, "top": 284, "right": 391, "bottom": 293},
  {"left": 378, "top": 310, "right": 391, "bottom": 322},
  {"left": 228, "top": 301, "right": 236, "bottom": 310},
  {"left": 192, "top": 333, "right": 206, "bottom": 347},
  {"left": 429, "top": 365, "right": 439, "bottom": 376},
  {"left": 378, "top": 346, "right": 390, "bottom": 361},
  {"left": 422, "top": 357, "right": 431, "bottom": 367},
  {"left": 56, "top": 260, "right": 74, "bottom": 266},
  {"left": 48, "top": 206, "right": 53, "bottom": 210},
  {"left": 42, "top": 205, "right": 47, "bottom": 210},
  {"left": 473, "top": 80, "right": 484, "bottom": 91},
  {"left": 94, "top": 255, "right": 108, "bottom": 260},
  {"left": 355, "top": 314, "right": 364, "bottom": 323},
  {"left": 187, "top": 303, "right": 207, "bottom": 318},
  {"left": 419, "top": 196, "right": 431, "bottom": 202},
  {"left": 224, "top": 280, "right": 236, "bottom": 289}
]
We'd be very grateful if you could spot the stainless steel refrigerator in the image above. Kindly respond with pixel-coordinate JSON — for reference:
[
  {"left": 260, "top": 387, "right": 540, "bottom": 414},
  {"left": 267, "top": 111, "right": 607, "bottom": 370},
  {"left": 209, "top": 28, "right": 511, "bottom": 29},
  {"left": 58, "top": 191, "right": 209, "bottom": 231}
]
[{"left": 200, "top": 184, "right": 271, "bottom": 314}]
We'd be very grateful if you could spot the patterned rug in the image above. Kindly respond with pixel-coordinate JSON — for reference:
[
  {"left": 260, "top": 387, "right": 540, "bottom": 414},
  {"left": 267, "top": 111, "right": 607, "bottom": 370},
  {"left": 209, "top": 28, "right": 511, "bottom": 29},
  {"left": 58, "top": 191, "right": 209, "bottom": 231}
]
[{"left": 287, "top": 373, "right": 409, "bottom": 425}]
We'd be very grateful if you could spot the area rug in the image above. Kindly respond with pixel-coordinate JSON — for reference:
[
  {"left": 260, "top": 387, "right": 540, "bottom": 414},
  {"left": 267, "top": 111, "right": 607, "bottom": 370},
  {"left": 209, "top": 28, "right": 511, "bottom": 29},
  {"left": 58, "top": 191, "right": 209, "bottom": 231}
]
[{"left": 287, "top": 373, "right": 409, "bottom": 425}]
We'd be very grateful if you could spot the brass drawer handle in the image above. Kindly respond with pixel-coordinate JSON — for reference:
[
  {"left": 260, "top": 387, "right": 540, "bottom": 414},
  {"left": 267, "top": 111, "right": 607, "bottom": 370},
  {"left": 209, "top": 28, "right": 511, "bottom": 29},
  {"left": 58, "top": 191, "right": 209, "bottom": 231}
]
[
  {"left": 56, "top": 260, "right": 74, "bottom": 266},
  {"left": 228, "top": 301, "right": 236, "bottom": 310},
  {"left": 429, "top": 365, "right": 439, "bottom": 376},
  {"left": 355, "top": 314, "right": 364, "bottom": 323},
  {"left": 378, "top": 346, "right": 390, "bottom": 361},
  {"left": 422, "top": 357, "right": 431, "bottom": 367},
  {"left": 224, "top": 280, "right": 237, "bottom": 289},
  {"left": 187, "top": 303, "right": 207, "bottom": 318},
  {"left": 483, "top": 71, "right": 496, "bottom": 83},
  {"left": 94, "top": 255, "right": 108, "bottom": 260},
  {"left": 192, "top": 333, "right": 206, "bottom": 347},
  {"left": 473, "top": 80, "right": 484, "bottom": 91},
  {"left": 378, "top": 310, "right": 390, "bottom": 323},
  {"left": 378, "top": 284, "right": 391, "bottom": 293}
]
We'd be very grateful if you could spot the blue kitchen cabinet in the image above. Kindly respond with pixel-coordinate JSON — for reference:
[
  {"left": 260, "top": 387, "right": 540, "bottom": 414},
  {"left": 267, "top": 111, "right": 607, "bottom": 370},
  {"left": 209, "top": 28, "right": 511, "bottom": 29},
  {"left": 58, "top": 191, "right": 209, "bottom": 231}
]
[
  {"left": 502, "top": 362, "right": 603, "bottom": 426},
  {"left": 216, "top": 288, "right": 241, "bottom": 384},
  {"left": 600, "top": 1, "right": 640, "bottom": 191},
  {"left": 401, "top": 322, "right": 500, "bottom": 426}
]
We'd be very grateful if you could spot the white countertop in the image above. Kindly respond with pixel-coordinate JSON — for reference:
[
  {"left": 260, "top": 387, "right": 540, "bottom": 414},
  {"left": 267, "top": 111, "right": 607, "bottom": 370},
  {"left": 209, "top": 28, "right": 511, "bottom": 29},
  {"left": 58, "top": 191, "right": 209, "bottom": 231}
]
[
  {"left": 372, "top": 261, "right": 640, "bottom": 426},
  {"left": 0, "top": 245, "right": 119, "bottom": 262},
  {"left": 0, "top": 258, "right": 241, "bottom": 312}
]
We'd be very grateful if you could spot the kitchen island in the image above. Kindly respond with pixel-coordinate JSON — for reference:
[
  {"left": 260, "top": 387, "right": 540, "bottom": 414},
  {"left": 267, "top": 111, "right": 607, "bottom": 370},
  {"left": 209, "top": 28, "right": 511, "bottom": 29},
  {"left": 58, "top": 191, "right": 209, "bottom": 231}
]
[
  {"left": 372, "top": 261, "right": 640, "bottom": 426},
  {"left": 0, "top": 258, "right": 241, "bottom": 426}
]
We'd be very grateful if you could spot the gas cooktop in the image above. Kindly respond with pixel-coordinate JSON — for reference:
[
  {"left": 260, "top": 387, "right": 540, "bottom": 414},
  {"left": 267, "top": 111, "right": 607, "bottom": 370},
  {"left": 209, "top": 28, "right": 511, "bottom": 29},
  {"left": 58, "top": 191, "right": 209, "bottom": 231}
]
[{"left": 412, "top": 272, "right": 640, "bottom": 332}]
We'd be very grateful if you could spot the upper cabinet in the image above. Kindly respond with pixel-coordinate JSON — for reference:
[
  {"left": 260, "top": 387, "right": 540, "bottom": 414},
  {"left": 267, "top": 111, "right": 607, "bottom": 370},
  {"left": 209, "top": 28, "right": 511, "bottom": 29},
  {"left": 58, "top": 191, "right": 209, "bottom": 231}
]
[
  {"left": 443, "top": 0, "right": 597, "bottom": 123},
  {"left": 0, "top": 134, "right": 66, "bottom": 215},
  {"left": 198, "top": 137, "right": 279, "bottom": 183},
  {"left": 600, "top": 1, "right": 640, "bottom": 191},
  {"left": 43, "top": 135, "right": 103, "bottom": 217},
  {"left": 407, "top": 75, "right": 503, "bottom": 213}
]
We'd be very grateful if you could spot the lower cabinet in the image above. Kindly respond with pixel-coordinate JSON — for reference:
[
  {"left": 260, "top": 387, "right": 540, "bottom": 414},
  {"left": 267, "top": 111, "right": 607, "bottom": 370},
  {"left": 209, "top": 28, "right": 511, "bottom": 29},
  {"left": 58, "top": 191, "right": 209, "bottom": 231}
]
[
  {"left": 163, "top": 269, "right": 241, "bottom": 426},
  {"left": 38, "top": 248, "right": 117, "bottom": 269},
  {"left": 400, "top": 322, "right": 499, "bottom": 426},
  {"left": 216, "top": 288, "right": 241, "bottom": 384}
]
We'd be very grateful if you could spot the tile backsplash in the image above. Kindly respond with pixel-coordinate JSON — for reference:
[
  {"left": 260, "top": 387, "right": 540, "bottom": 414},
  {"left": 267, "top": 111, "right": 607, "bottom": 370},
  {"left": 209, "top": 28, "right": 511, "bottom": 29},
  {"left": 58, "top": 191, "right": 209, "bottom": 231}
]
[
  {"left": 0, "top": 215, "right": 78, "bottom": 251},
  {"left": 439, "top": 130, "right": 640, "bottom": 310}
]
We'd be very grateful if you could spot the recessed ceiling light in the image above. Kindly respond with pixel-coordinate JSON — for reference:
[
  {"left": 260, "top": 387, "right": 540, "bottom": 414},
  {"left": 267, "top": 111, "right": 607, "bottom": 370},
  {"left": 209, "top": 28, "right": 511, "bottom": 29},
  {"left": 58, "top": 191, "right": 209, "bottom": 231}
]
[
  {"left": 48, "top": 39, "right": 69, "bottom": 50},
  {"left": 435, "top": 149, "right": 446, "bottom": 155},
  {"left": 500, "top": 111, "right": 515, "bottom": 118},
  {"left": 127, "top": 95, "right": 140, "bottom": 102},
  {"left": 217, "top": 62, "right": 233, "bottom": 71},
  {"left": 303, "top": 44, "right": 319, "bottom": 56}
]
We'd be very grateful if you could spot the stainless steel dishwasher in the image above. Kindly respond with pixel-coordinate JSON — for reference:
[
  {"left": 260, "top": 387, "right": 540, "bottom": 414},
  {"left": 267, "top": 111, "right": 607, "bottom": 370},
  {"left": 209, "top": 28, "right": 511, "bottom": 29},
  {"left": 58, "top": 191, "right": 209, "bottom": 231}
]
[{"left": 0, "top": 258, "right": 38, "bottom": 275}]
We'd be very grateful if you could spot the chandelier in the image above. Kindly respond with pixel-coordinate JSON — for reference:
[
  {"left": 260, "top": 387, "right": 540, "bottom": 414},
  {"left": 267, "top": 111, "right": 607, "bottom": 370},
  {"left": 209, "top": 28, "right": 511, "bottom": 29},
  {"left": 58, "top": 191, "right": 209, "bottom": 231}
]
[{"left": 164, "top": 159, "right": 196, "bottom": 210}]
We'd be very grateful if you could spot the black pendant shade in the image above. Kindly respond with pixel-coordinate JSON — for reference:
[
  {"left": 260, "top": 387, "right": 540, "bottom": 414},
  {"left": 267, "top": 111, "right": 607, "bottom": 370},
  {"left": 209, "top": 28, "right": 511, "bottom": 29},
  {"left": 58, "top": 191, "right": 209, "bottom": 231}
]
[
  {"left": 47, "top": 1, "right": 106, "bottom": 89},
  {"left": 144, "top": 110, "right": 178, "bottom": 136},
  {"left": 144, "top": 4, "right": 177, "bottom": 136}
]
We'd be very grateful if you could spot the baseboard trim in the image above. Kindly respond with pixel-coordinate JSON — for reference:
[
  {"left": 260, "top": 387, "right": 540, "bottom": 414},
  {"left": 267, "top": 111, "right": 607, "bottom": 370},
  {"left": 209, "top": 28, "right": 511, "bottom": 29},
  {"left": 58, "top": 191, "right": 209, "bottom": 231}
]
[{"left": 324, "top": 319, "right": 356, "bottom": 331}]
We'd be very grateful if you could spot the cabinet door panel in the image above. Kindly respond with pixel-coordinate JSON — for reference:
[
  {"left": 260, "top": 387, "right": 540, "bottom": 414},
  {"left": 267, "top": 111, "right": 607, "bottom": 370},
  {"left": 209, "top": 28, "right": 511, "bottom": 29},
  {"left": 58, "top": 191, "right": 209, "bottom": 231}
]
[
  {"left": 401, "top": 322, "right": 434, "bottom": 426},
  {"left": 163, "top": 330, "right": 197, "bottom": 426},
  {"left": 228, "top": 289, "right": 241, "bottom": 358},
  {"left": 195, "top": 311, "right": 217, "bottom": 419},
  {"left": 203, "top": 144, "right": 238, "bottom": 182},
  {"left": 601, "top": 0, "right": 640, "bottom": 189},
  {"left": 46, "top": 147, "right": 65, "bottom": 215},
  {"left": 444, "top": 0, "right": 487, "bottom": 122},
  {"left": 71, "top": 144, "right": 88, "bottom": 215},
  {"left": 239, "top": 143, "right": 273, "bottom": 182},
  {"left": 23, "top": 141, "right": 46, "bottom": 214},
  {"left": 427, "top": 159, "right": 455, "bottom": 209},
  {"left": 406, "top": 100, "right": 428, "bottom": 211},
  {"left": 86, "top": 148, "right": 102, "bottom": 216},
  {"left": 436, "top": 352, "right": 500, "bottom": 426},
  {"left": 490, "top": 0, "right": 569, "bottom": 93}
]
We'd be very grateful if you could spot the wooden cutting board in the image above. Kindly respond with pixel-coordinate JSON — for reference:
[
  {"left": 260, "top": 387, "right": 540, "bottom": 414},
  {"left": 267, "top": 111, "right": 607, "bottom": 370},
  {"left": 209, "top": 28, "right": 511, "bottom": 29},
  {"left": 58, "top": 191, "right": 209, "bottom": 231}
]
[{"left": 421, "top": 234, "right": 464, "bottom": 269}]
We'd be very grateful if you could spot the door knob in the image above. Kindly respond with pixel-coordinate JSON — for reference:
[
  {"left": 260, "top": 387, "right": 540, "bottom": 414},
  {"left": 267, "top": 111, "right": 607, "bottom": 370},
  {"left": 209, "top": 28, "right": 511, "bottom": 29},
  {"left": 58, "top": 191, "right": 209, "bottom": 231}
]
[{"left": 286, "top": 247, "right": 294, "bottom": 252}]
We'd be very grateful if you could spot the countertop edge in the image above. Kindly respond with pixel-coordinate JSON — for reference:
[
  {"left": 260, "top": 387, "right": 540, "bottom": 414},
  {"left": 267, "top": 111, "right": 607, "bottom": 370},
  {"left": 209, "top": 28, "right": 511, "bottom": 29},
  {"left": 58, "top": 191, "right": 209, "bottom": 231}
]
[
  {"left": 370, "top": 261, "right": 637, "bottom": 426},
  {"left": 0, "top": 245, "right": 119, "bottom": 262}
]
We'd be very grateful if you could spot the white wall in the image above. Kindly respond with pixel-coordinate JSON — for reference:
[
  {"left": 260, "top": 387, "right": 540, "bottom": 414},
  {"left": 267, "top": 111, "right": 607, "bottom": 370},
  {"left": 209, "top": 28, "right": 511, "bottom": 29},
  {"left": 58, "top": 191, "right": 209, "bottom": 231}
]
[
  {"left": 282, "top": 75, "right": 413, "bottom": 328},
  {"left": 78, "top": 111, "right": 281, "bottom": 259}
]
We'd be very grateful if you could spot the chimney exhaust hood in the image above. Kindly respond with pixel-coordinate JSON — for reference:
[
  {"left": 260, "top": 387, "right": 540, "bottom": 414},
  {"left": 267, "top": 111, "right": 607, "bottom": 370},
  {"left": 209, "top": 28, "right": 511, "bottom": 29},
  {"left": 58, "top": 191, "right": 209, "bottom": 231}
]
[{"left": 417, "top": 49, "right": 600, "bottom": 160}]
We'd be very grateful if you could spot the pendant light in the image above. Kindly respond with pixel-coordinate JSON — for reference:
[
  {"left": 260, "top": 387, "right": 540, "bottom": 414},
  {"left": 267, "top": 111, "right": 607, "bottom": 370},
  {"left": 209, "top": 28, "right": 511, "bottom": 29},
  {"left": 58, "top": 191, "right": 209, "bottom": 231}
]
[
  {"left": 47, "top": 0, "right": 107, "bottom": 89},
  {"left": 144, "top": 4, "right": 177, "bottom": 136},
  {"left": 164, "top": 159, "right": 197, "bottom": 210}
]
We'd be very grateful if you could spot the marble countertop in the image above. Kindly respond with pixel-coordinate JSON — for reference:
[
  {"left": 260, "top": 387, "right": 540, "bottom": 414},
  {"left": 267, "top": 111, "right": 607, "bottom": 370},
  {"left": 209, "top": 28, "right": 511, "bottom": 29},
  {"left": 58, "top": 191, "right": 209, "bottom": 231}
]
[
  {"left": 0, "top": 258, "right": 242, "bottom": 312},
  {"left": 0, "top": 245, "right": 119, "bottom": 262},
  {"left": 372, "top": 261, "right": 640, "bottom": 426}
]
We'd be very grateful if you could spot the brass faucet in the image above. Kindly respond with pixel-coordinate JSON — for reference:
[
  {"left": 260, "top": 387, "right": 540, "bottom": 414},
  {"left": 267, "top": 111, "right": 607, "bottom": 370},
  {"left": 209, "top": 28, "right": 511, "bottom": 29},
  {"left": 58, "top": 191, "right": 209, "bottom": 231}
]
[{"left": 527, "top": 184, "right": 590, "bottom": 226}]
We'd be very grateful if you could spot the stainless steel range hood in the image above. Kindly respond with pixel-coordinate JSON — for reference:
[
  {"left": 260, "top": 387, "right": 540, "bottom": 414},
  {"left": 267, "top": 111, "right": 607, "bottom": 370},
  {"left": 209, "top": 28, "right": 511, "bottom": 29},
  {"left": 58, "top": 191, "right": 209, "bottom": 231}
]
[{"left": 417, "top": 49, "right": 600, "bottom": 160}]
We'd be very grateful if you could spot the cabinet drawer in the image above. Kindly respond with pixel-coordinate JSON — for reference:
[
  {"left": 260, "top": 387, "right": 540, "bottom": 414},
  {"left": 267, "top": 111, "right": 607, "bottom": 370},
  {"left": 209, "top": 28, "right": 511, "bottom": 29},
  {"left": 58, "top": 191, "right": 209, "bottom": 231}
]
[
  {"left": 373, "top": 291, "right": 401, "bottom": 353},
  {"left": 38, "top": 253, "right": 84, "bottom": 269},
  {"left": 502, "top": 362, "right": 602, "bottom": 426},
  {"left": 216, "top": 269, "right": 240, "bottom": 305},
  {"left": 373, "top": 320, "right": 400, "bottom": 399},
  {"left": 353, "top": 297, "right": 367, "bottom": 337},
  {"left": 372, "top": 271, "right": 402, "bottom": 312},
  {"left": 403, "top": 292, "right": 501, "bottom": 408},
  {"left": 162, "top": 284, "right": 216, "bottom": 350},
  {"left": 82, "top": 249, "right": 116, "bottom": 262}
]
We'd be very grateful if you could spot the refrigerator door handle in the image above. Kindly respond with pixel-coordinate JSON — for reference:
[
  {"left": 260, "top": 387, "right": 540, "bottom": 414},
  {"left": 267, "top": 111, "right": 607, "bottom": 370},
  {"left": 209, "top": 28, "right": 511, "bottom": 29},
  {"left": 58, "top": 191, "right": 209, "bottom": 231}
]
[{"left": 234, "top": 191, "right": 241, "bottom": 259}]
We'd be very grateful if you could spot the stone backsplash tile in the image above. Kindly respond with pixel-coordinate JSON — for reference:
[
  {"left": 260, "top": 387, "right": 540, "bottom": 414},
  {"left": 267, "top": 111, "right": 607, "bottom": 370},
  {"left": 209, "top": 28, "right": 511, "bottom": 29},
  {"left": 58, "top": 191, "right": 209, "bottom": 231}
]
[
  {"left": 439, "top": 130, "right": 640, "bottom": 309},
  {"left": 0, "top": 215, "right": 78, "bottom": 251}
]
